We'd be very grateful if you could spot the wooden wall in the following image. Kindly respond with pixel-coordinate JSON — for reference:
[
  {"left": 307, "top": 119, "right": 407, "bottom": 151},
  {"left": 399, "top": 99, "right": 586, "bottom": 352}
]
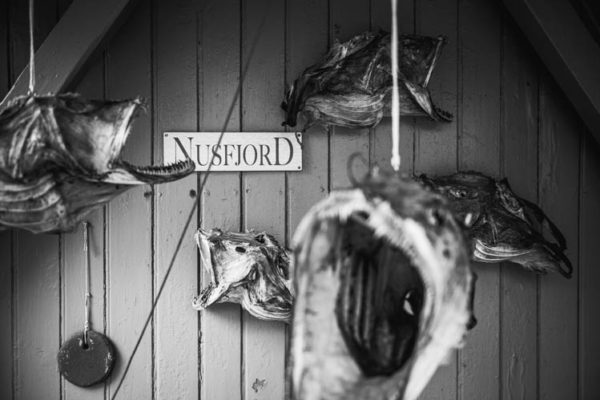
[{"left": 0, "top": 0, "right": 599, "bottom": 399}]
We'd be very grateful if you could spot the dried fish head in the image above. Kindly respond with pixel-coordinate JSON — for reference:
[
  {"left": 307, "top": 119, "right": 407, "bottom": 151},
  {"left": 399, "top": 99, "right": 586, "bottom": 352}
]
[
  {"left": 282, "top": 31, "right": 452, "bottom": 131},
  {"left": 418, "top": 171, "right": 572, "bottom": 278},
  {"left": 0, "top": 94, "right": 194, "bottom": 233},
  {"left": 192, "top": 228, "right": 293, "bottom": 322},
  {"left": 289, "top": 170, "right": 472, "bottom": 400}
]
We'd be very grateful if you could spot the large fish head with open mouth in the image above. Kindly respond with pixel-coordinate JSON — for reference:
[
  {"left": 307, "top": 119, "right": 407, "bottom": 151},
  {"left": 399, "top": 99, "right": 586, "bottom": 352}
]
[
  {"left": 192, "top": 228, "right": 293, "bottom": 322},
  {"left": 281, "top": 31, "right": 452, "bottom": 131},
  {"left": 417, "top": 171, "right": 572, "bottom": 278},
  {"left": 0, "top": 94, "right": 194, "bottom": 233},
  {"left": 290, "top": 169, "right": 473, "bottom": 400}
]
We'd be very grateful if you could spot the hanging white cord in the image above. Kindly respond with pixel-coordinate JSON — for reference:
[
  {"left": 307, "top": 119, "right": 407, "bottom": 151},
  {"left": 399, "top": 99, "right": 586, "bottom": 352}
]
[
  {"left": 390, "top": 0, "right": 401, "bottom": 171},
  {"left": 82, "top": 221, "right": 91, "bottom": 346},
  {"left": 28, "top": 0, "right": 35, "bottom": 94}
]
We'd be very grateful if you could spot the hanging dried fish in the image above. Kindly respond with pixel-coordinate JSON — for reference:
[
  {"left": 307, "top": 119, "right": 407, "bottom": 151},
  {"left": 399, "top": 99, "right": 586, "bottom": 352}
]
[
  {"left": 0, "top": 94, "right": 194, "bottom": 234},
  {"left": 417, "top": 171, "right": 572, "bottom": 278},
  {"left": 192, "top": 228, "right": 293, "bottom": 322},
  {"left": 289, "top": 169, "right": 473, "bottom": 400},
  {"left": 281, "top": 31, "right": 452, "bottom": 131}
]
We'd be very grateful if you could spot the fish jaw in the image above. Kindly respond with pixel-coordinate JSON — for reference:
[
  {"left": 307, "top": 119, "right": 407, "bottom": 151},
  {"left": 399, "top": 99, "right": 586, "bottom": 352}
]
[
  {"left": 192, "top": 228, "right": 293, "bottom": 322},
  {"left": 290, "top": 174, "right": 472, "bottom": 400},
  {"left": 0, "top": 93, "right": 195, "bottom": 233},
  {"left": 473, "top": 239, "right": 572, "bottom": 277},
  {"left": 417, "top": 171, "right": 572, "bottom": 278},
  {"left": 57, "top": 96, "right": 140, "bottom": 174},
  {"left": 281, "top": 31, "right": 452, "bottom": 130},
  {"left": 0, "top": 93, "right": 195, "bottom": 184},
  {"left": 290, "top": 220, "right": 363, "bottom": 400},
  {"left": 0, "top": 173, "right": 127, "bottom": 233}
]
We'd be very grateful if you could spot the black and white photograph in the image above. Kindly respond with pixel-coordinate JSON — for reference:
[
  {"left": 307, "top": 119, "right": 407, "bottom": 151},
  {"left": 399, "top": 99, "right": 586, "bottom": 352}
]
[{"left": 0, "top": 0, "right": 598, "bottom": 399}]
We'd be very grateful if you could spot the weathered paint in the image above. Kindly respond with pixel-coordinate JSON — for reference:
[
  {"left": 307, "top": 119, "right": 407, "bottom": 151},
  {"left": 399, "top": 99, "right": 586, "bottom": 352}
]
[
  {"left": 414, "top": 0, "right": 459, "bottom": 398},
  {"left": 458, "top": 1, "right": 502, "bottom": 399},
  {"left": 1, "top": 0, "right": 599, "bottom": 399},
  {"left": 539, "top": 70, "right": 580, "bottom": 400},
  {"left": 500, "top": 15, "right": 538, "bottom": 400},
  {"left": 199, "top": 0, "right": 243, "bottom": 399},
  {"left": 241, "top": 1, "right": 287, "bottom": 398},
  {"left": 105, "top": 3, "right": 153, "bottom": 399},
  {"left": 153, "top": 0, "right": 200, "bottom": 399}
]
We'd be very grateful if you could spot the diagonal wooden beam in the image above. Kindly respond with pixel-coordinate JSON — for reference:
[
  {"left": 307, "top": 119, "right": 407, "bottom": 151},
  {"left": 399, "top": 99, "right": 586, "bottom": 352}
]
[
  {"left": 503, "top": 0, "right": 600, "bottom": 145},
  {"left": 0, "top": 0, "right": 138, "bottom": 109}
]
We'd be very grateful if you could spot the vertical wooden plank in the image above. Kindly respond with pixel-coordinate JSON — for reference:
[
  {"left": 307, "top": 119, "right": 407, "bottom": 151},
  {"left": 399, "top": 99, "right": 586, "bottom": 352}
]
[
  {"left": 286, "top": 0, "right": 329, "bottom": 239},
  {"left": 153, "top": 0, "right": 199, "bottom": 399},
  {"left": 0, "top": 2, "right": 12, "bottom": 398},
  {"left": 458, "top": 1, "right": 502, "bottom": 400},
  {"left": 500, "top": 17, "right": 538, "bottom": 400},
  {"left": 413, "top": 1, "right": 459, "bottom": 398},
  {"left": 370, "top": 0, "right": 414, "bottom": 174},
  {"left": 330, "top": 0, "right": 370, "bottom": 188},
  {"left": 241, "top": 0, "right": 287, "bottom": 398},
  {"left": 105, "top": 2, "right": 153, "bottom": 399},
  {"left": 538, "top": 73, "right": 580, "bottom": 400},
  {"left": 580, "top": 132, "right": 600, "bottom": 400},
  {"left": 0, "top": 229, "right": 11, "bottom": 400},
  {"left": 414, "top": 0, "right": 458, "bottom": 175},
  {"left": 199, "top": 0, "right": 243, "bottom": 398},
  {"left": 13, "top": 233, "right": 60, "bottom": 400},
  {"left": 10, "top": 2, "right": 61, "bottom": 399},
  {"left": 284, "top": 2, "right": 328, "bottom": 394},
  {"left": 61, "top": 57, "right": 106, "bottom": 400}
]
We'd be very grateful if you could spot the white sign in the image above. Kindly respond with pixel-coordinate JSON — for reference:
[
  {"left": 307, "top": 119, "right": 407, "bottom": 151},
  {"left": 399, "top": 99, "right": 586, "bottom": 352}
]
[{"left": 164, "top": 132, "right": 302, "bottom": 172}]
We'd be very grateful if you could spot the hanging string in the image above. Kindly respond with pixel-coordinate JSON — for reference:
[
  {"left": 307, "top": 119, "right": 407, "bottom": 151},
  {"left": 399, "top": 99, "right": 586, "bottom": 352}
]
[
  {"left": 83, "top": 221, "right": 91, "bottom": 346},
  {"left": 390, "top": 0, "right": 401, "bottom": 172},
  {"left": 28, "top": 0, "right": 35, "bottom": 94},
  {"left": 109, "top": 1, "right": 273, "bottom": 398}
]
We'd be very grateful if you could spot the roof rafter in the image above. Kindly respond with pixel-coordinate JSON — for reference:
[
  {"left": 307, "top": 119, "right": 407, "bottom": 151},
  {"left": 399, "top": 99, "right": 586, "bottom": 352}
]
[
  {"left": 1, "top": 0, "right": 138, "bottom": 109},
  {"left": 504, "top": 0, "right": 600, "bottom": 144}
]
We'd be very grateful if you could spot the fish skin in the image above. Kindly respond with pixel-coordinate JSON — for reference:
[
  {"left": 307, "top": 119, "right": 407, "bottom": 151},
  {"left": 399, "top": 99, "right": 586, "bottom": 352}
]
[
  {"left": 192, "top": 228, "right": 293, "bottom": 322},
  {"left": 416, "top": 171, "right": 573, "bottom": 278},
  {"left": 281, "top": 31, "right": 453, "bottom": 131},
  {"left": 0, "top": 93, "right": 194, "bottom": 234},
  {"left": 289, "top": 169, "right": 472, "bottom": 400}
]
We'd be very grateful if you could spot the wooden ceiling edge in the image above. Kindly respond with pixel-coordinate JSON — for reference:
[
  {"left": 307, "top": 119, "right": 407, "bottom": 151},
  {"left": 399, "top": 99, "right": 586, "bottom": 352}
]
[
  {"left": 0, "top": 0, "right": 140, "bottom": 109},
  {"left": 503, "top": 0, "right": 600, "bottom": 146}
]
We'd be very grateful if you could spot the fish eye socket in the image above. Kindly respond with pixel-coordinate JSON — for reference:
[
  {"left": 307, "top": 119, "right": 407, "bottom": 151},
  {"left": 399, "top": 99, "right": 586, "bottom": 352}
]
[
  {"left": 427, "top": 208, "right": 445, "bottom": 226},
  {"left": 451, "top": 189, "right": 468, "bottom": 198},
  {"left": 235, "top": 246, "right": 246, "bottom": 253}
]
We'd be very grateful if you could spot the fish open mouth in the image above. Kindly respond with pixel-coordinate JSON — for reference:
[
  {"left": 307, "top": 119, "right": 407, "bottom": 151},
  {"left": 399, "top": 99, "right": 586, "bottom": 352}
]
[
  {"left": 290, "top": 174, "right": 472, "bottom": 400},
  {"left": 417, "top": 171, "right": 573, "bottom": 278},
  {"left": 192, "top": 228, "right": 293, "bottom": 322},
  {"left": 85, "top": 98, "right": 195, "bottom": 185},
  {"left": 335, "top": 213, "right": 425, "bottom": 378},
  {"left": 0, "top": 93, "right": 195, "bottom": 184},
  {"left": 104, "top": 158, "right": 195, "bottom": 185},
  {"left": 0, "top": 93, "right": 195, "bottom": 233}
]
